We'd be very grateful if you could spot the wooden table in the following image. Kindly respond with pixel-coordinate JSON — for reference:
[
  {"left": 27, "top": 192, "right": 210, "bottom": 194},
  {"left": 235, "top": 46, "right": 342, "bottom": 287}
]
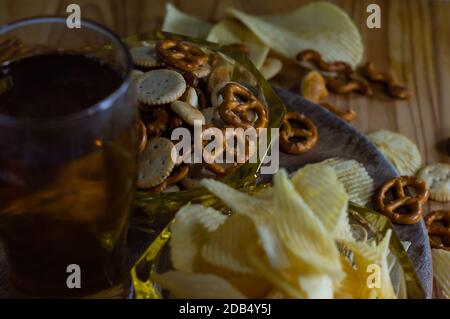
[{"left": 1, "top": 0, "right": 448, "bottom": 297}]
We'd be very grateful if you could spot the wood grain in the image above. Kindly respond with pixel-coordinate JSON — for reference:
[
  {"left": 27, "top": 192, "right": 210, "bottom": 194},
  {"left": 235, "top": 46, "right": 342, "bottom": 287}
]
[{"left": 1, "top": 0, "right": 449, "bottom": 297}]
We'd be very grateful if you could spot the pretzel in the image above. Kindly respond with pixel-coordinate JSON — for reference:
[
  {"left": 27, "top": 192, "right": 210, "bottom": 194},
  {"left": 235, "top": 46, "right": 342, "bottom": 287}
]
[
  {"left": 279, "top": 112, "right": 318, "bottom": 154},
  {"left": 425, "top": 210, "right": 450, "bottom": 251},
  {"left": 142, "top": 107, "right": 170, "bottom": 136},
  {"left": 156, "top": 40, "right": 208, "bottom": 71},
  {"left": 296, "top": 49, "right": 353, "bottom": 75},
  {"left": 375, "top": 176, "right": 429, "bottom": 225},
  {"left": 218, "top": 83, "right": 268, "bottom": 129},
  {"left": 137, "top": 119, "right": 147, "bottom": 154},
  {"left": 325, "top": 76, "right": 372, "bottom": 96},
  {"left": 362, "top": 62, "right": 413, "bottom": 99},
  {"left": 319, "top": 102, "right": 357, "bottom": 122},
  {"left": 150, "top": 164, "right": 190, "bottom": 193}
]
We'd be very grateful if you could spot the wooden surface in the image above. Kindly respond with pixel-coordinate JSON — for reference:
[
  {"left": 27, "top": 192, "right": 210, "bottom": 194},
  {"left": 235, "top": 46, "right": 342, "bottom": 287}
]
[{"left": 1, "top": 0, "right": 448, "bottom": 297}]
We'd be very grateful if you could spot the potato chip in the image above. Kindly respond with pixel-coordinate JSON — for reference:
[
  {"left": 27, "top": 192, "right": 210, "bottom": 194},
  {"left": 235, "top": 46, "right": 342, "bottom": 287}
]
[
  {"left": 320, "top": 158, "right": 375, "bottom": 206},
  {"left": 170, "top": 204, "right": 227, "bottom": 272},
  {"left": 291, "top": 163, "right": 349, "bottom": 238},
  {"left": 153, "top": 271, "right": 245, "bottom": 299},
  {"left": 207, "top": 19, "right": 269, "bottom": 69},
  {"left": 246, "top": 242, "right": 306, "bottom": 298},
  {"left": 432, "top": 249, "right": 450, "bottom": 299},
  {"left": 272, "top": 171, "right": 344, "bottom": 280},
  {"left": 367, "top": 130, "right": 422, "bottom": 176},
  {"left": 201, "top": 179, "right": 273, "bottom": 224},
  {"left": 227, "top": 2, "right": 363, "bottom": 68},
  {"left": 162, "top": 3, "right": 212, "bottom": 38},
  {"left": 201, "top": 214, "right": 257, "bottom": 274}
]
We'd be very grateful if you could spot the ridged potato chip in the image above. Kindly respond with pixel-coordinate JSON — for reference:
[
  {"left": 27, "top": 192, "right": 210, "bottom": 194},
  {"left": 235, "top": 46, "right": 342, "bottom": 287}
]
[
  {"left": 291, "top": 163, "right": 349, "bottom": 238},
  {"left": 320, "top": 158, "right": 375, "bottom": 206},
  {"left": 367, "top": 130, "right": 422, "bottom": 176},
  {"left": 153, "top": 271, "right": 245, "bottom": 299},
  {"left": 201, "top": 214, "right": 257, "bottom": 274},
  {"left": 246, "top": 241, "right": 306, "bottom": 298},
  {"left": 162, "top": 3, "right": 212, "bottom": 38},
  {"left": 432, "top": 249, "right": 450, "bottom": 299},
  {"left": 227, "top": 2, "right": 363, "bottom": 68},
  {"left": 170, "top": 204, "right": 227, "bottom": 272},
  {"left": 207, "top": 19, "right": 269, "bottom": 69}
]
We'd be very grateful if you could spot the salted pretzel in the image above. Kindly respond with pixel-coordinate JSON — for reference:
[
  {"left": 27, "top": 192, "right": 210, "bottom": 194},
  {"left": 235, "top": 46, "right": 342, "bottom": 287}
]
[
  {"left": 156, "top": 40, "right": 208, "bottom": 71},
  {"left": 218, "top": 82, "right": 268, "bottom": 129},
  {"left": 296, "top": 49, "right": 353, "bottom": 75},
  {"left": 425, "top": 210, "right": 450, "bottom": 251},
  {"left": 279, "top": 112, "right": 318, "bottom": 154},
  {"left": 200, "top": 126, "right": 251, "bottom": 176},
  {"left": 319, "top": 102, "right": 357, "bottom": 122},
  {"left": 142, "top": 107, "right": 170, "bottom": 136},
  {"left": 137, "top": 120, "right": 147, "bottom": 154},
  {"left": 375, "top": 176, "right": 429, "bottom": 225},
  {"left": 150, "top": 164, "right": 190, "bottom": 193},
  {"left": 362, "top": 62, "right": 413, "bottom": 100}
]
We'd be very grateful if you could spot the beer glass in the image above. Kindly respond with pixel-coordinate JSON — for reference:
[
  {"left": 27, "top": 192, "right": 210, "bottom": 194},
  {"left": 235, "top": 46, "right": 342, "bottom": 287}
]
[{"left": 0, "top": 17, "right": 137, "bottom": 298}]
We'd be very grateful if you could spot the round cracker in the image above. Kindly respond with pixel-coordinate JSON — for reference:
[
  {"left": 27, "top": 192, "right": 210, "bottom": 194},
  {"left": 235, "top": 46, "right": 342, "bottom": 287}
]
[
  {"left": 138, "top": 137, "right": 176, "bottom": 189},
  {"left": 137, "top": 69, "right": 186, "bottom": 106},
  {"left": 417, "top": 163, "right": 450, "bottom": 202},
  {"left": 130, "top": 45, "right": 162, "bottom": 68},
  {"left": 171, "top": 100, "right": 205, "bottom": 126},
  {"left": 367, "top": 130, "right": 421, "bottom": 176}
]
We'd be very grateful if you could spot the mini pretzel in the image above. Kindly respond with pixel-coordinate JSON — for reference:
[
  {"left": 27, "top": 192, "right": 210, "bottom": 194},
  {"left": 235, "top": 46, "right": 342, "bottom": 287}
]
[
  {"left": 375, "top": 176, "right": 429, "bottom": 225},
  {"left": 156, "top": 40, "right": 208, "bottom": 71},
  {"left": 325, "top": 76, "right": 372, "bottom": 96},
  {"left": 150, "top": 164, "right": 190, "bottom": 193},
  {"left": 225, "top": 43, "right": 249, "bottom": 55},
  {"left": 137, "top": 119, "right": 147, "bottom": 154},
  {"left": 218, "top": 83, "right": 268, "bottom": 129},
  {"left": 362, "top": 62, "right": 413, "bottom": 99},
  {"left": 319, "top": 102, "right": 357, "bottom": 122},
  {"left": 142, "top": 107, "right": 170, "bottom": 136},
  {"left": 279, "top": 112, "right": 318, "bottom": 154},
  {"left": 425, "top": 210, "right": 450, "bottom": 251},
  {"left": 296, "top": 49, "right": 352, "bottom": 75}
]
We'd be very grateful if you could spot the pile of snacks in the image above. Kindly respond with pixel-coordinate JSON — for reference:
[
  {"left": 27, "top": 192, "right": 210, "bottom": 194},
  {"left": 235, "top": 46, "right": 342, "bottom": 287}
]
[
  {"left": 154, "top": 164, "right": 396, "bottom": 299},
  {"left": 129, "top": 39, "right": 270, "bottom": 192}
]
